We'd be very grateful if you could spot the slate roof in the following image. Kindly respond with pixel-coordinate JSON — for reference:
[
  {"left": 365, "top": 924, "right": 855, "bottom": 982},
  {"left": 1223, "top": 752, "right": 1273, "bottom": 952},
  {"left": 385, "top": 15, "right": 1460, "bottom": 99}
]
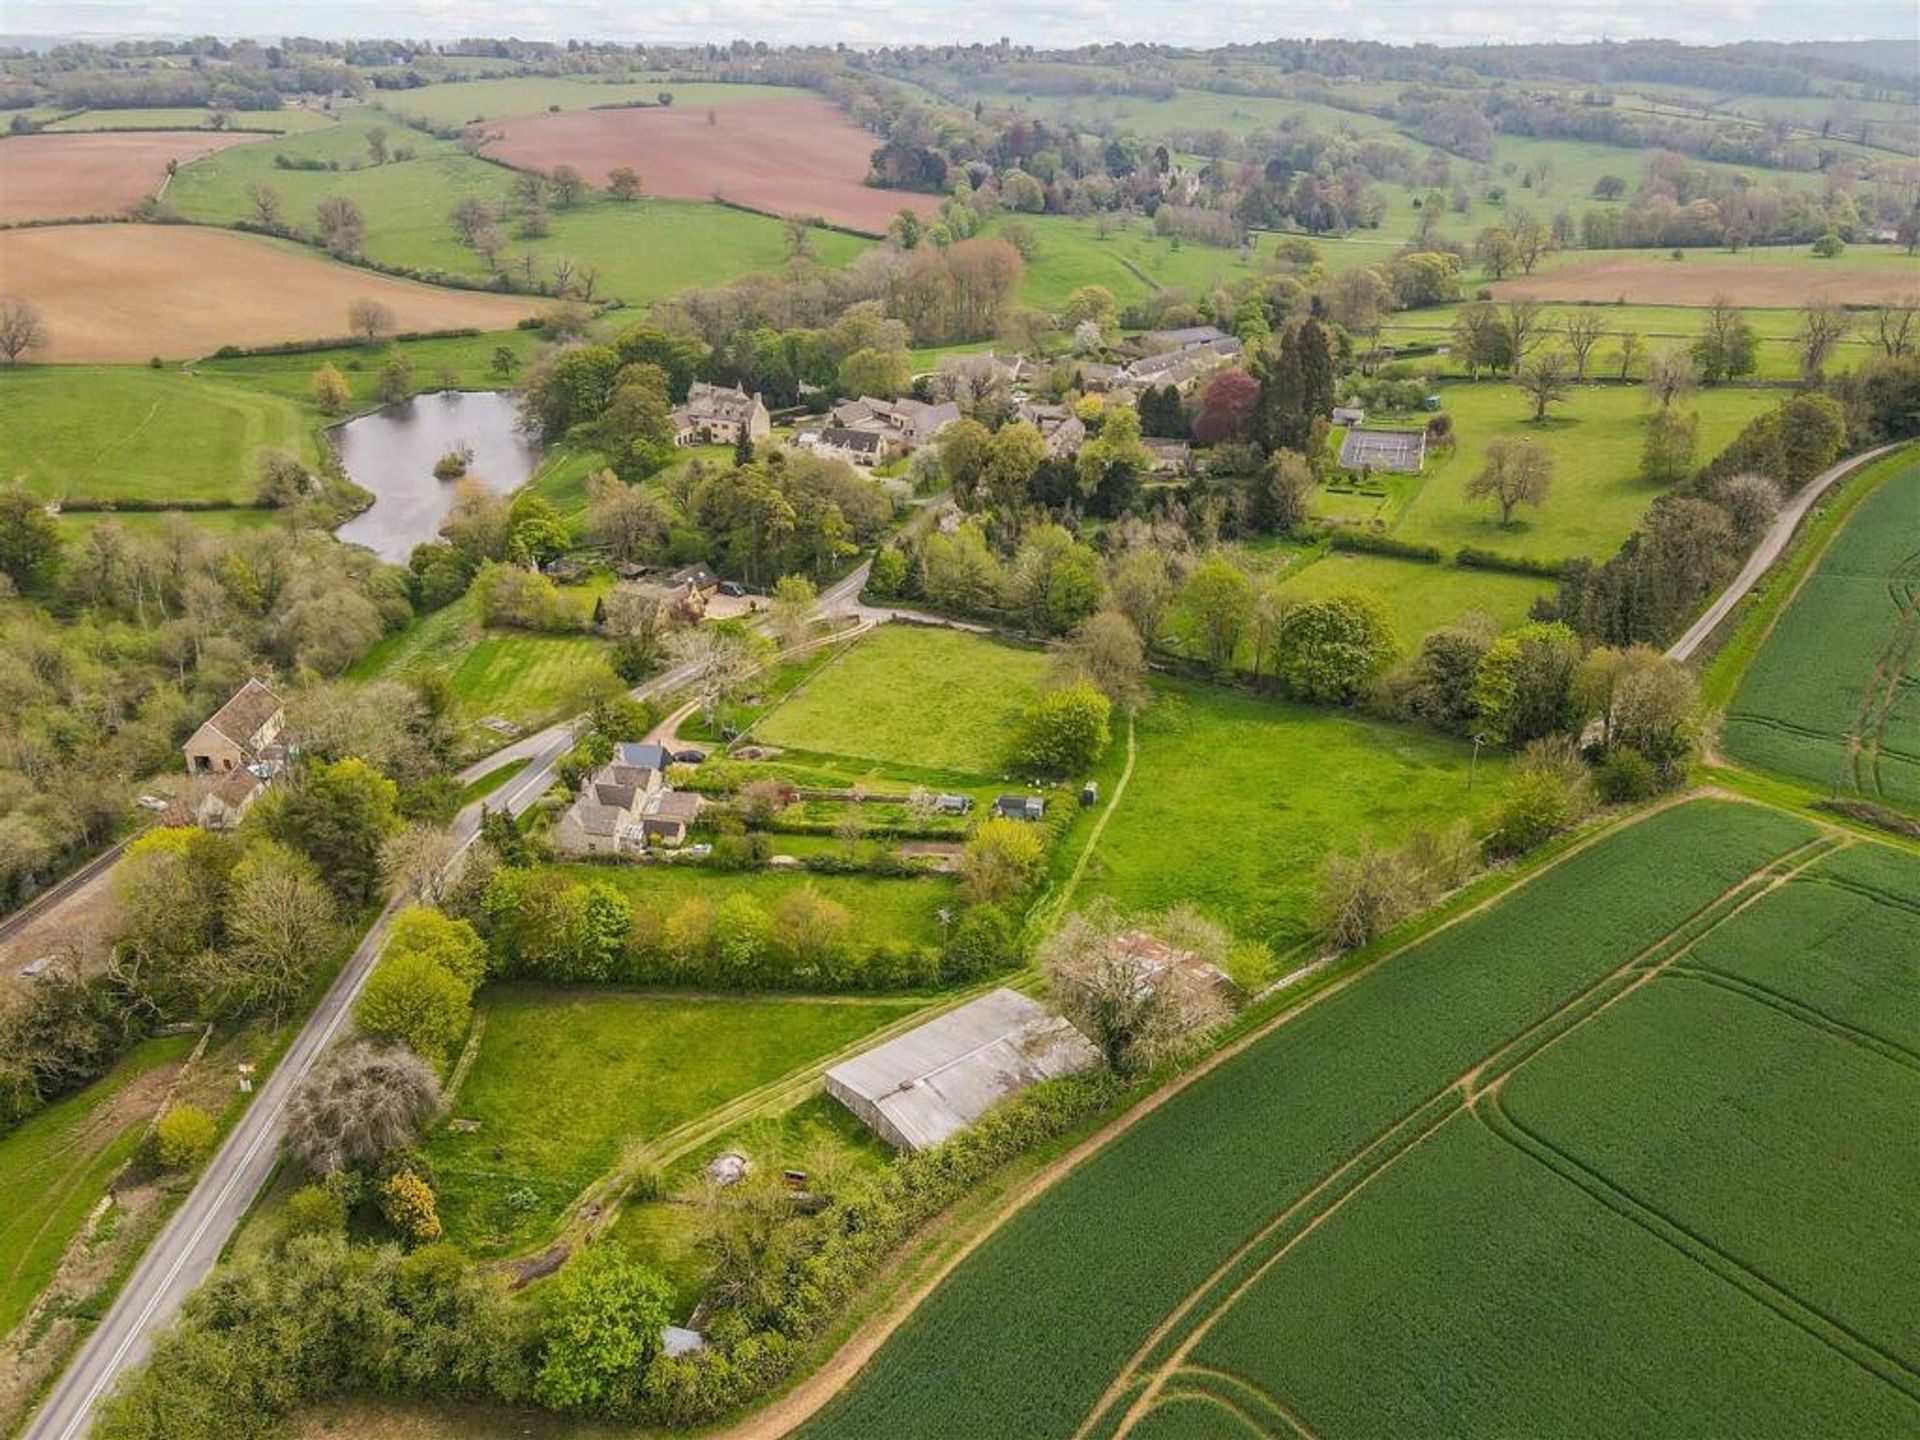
[{"left": 201, "top": 678, "right": 283, "bottom": 747}]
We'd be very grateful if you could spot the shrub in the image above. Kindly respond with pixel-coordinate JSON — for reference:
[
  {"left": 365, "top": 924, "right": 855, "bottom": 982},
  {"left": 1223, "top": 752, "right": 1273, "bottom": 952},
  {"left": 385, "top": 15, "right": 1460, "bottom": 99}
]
[
  {"left": 355, "top": 950, "right": 473, "bottom": 1066},
  {"left": 535, "top": 1244, "right": 673, "bottom": 1414},
  {"left": 943, "top": 903, "right": 1014, "bottom": 982},
  {"left": 1596, "top": 746, "right": 1659, "bottom": 803},
  {"left": 960, "top": 818, "right": 1047, "bottom": 904},
  {"left": 283, "top": 1184, "right": 348, "bottom": 1239},
  {"left": 154, "top": 1105, "right": 217, "bottom": 1170},
  {"left": 1489, "top": 738, "right": 1593, "bottom": 857},
  {"left": 378, "top": 1168, "right": 444, "bottom": 1247}
]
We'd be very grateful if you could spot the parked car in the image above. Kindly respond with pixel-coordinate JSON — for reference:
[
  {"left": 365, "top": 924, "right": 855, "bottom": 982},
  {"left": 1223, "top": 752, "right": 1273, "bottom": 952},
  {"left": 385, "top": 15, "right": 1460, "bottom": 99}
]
[
  {"left": 717, "top": 581, "right": 747, "bottom": 598},
  {"left": 673, "top": 748, "right": 708, "bottom": 765}
]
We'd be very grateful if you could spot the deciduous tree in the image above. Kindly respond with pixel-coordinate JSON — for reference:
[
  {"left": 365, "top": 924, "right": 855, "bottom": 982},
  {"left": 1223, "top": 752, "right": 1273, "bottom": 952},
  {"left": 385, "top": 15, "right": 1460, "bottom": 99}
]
[{"left": 1467, "top": 436, "right": 1553, "bottom": 526}]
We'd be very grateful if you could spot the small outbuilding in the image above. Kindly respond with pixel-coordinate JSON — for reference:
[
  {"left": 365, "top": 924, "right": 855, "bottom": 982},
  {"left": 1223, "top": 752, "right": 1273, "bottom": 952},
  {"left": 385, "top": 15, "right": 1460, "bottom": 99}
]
[
  {"left": 823, "top": 988, "right": 1099, "bottom": 1152},
  {"left": 994, "top": 794, "right": 1045, "bottom": 822}
]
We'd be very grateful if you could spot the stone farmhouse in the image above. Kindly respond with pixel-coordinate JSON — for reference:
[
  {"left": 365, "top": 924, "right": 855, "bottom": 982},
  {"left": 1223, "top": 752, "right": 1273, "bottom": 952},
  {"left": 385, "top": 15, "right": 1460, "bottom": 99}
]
[
  {"left": 552, "top": 741, "right": 703, "bottom": 856},
  {"left": 181, "top": 678, "right": 286, "bottom": 830},
  {"left": 673, "top": 382, "right": 771, "bottom": 447},
  {"left": 1116, "top": 326, "right": 1245, "bottom": 394}
]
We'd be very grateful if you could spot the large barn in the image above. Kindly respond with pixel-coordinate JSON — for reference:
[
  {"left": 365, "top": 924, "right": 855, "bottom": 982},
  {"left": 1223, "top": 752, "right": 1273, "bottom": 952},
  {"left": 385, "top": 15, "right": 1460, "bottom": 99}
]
[{"left": 823, "top": 988, "right": 1100, "bottom": 1152}]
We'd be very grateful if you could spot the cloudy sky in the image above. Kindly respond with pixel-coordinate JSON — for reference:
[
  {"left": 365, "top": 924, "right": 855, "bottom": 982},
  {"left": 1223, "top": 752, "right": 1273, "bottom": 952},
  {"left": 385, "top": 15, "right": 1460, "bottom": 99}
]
[{"left": 5, "top": 0, "right": 1914, "bottom": 48}]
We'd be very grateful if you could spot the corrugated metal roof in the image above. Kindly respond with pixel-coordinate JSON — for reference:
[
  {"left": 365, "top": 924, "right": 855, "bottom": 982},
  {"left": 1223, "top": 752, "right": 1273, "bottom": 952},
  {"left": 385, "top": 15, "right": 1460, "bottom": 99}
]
[{"left": 825, "top": 989, "right": 1099, "bottom": 1152}]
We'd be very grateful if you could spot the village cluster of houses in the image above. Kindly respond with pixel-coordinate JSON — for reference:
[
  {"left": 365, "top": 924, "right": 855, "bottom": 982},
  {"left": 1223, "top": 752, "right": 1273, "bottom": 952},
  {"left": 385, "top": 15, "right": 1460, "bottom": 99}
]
[{"left": 666, "top": 325, "right": 1248, "bottom": 479}]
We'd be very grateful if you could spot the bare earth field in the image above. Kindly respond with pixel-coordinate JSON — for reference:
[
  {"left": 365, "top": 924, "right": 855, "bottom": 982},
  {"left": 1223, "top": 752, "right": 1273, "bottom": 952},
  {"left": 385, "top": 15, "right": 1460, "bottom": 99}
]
[
  {"left": 0, "top": 131, "right": 261, "bottom": 221},
  {"left": 1493, "top": 256, "right": 1920, "bottom": 307},
  {"left": 484, "top": 98, "right": 935, "bottom": 235},
  {"left": 0, "top": 225, "right": 543, "bottom": 362}
]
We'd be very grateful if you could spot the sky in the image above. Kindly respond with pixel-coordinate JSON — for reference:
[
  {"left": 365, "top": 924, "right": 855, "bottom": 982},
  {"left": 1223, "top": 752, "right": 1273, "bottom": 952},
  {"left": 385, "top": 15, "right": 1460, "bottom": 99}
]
[{"left": 5, "top": 0, "right": 1916, "bottom": 49}]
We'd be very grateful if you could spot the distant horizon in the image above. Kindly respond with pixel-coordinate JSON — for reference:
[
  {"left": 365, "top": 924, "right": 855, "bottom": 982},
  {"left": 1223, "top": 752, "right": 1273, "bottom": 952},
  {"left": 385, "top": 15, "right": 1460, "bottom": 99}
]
[{"left": 4, "top": 2, "right": 1918, "bottom": 53}]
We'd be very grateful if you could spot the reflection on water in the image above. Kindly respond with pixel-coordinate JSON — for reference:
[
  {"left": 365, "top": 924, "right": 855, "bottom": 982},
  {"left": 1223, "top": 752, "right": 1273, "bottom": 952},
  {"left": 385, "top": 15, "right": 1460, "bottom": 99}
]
[{"left": 332, "top": 390, "right": 540, "bottom": 562}]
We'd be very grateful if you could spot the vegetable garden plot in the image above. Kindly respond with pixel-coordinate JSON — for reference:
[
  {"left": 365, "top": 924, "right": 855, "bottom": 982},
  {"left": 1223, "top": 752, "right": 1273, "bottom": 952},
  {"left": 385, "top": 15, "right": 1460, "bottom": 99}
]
[
  {"left": 800, "top": 800, "right": 1816, "bottom": 1440},
  {"left": 1724, "top": 456, "right": 1920, "bottom": 810}
]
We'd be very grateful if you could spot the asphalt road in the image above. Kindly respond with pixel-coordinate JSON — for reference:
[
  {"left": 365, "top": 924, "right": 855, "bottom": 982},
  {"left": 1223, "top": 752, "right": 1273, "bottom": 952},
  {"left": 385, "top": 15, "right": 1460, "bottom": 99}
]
[
  {"left": 25, "top": 562, "right": 869, "bottom": 1440},
  {"left": 1665, "top": 442, "right": 1903, "bottom": 663}
]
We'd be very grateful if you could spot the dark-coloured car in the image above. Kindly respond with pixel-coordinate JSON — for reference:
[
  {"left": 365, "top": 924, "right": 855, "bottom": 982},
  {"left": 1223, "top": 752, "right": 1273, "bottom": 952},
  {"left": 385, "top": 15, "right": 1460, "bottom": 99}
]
[
  {"left": 673, "top": 748, "right": 708, "bottom": 765},
  {"left": 717, "top": 581, "right": 748, "bottom": 598}
]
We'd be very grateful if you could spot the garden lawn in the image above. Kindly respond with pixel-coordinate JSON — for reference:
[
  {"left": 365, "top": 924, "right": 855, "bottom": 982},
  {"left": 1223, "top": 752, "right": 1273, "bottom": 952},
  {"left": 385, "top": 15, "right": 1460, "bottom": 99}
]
[
  {"left": 801, "top": 800, "right": 1825, "bottom": 1440},
  {"left": 1723, "top": 453, "right": 1920, "bottom": 810},
  {"left": 1275, "top": 550, "right": 1550, "bottom": 639},
  {"left": 0, "top": 1034, "right": 197, "bottom": 1336},
  {"left": 424, "top": 987, "right": 924, "bottom": 1255},
  {"left": 349, "top": 589, "right": 615, "bottom": 752},
  {"left": 1076, "top": 681, "right": 1511, "bottom": 952},
  {"left": 754, "top": 624, "right": 1053, "bottom": 778},
  {"left": 1389, "top": 380, "right": 1777, "bottom": 566},
  {"left": 558, "top": 863, "right": 961, "bottom": 949},
  {"left": 0, "top": 365, "right": 315, "bottom": 504}
]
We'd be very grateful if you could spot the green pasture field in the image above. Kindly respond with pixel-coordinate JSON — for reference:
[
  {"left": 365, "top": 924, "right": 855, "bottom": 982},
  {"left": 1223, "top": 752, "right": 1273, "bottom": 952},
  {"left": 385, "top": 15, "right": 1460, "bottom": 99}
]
[
  {"left": 168, "top": 111, "right": 868, "bottom": 306},
  {"left": 0, "top": 1033, "right": 197, "bottom": 1336},
  {"left": 1070, "top": 680, "right": 1509, "bottom": 953},
  {"left": 1722, "top": 454, "right": 1920, "bottom": 809},
  {"left": 1382, "top": 298, "right": 1885, "bottom": 384},
  {"left": 348, "top": 588, "right": 616, "bottom": 750},
  {"left": 424, "top": 986, "right": 923, "bottom": 1254},
  {"left": 961, "top": 85, "right": 1396, "bottom": 141},
  {"left": 0, "top": 365, "right": 316, "bottom": 505},
  {"left": 754, "top": 623, "right": 1054, "bottom": 777},
  {"left": 1388, "top": 380, "right": 1778, "bottom": 565},
  {"left": 375, "top": 77, "right": 814, "bottom": 127},
  {"left": 801, "top": 799, "right": 1835, "bottom": 1440},
  {"left": 194, "top": 328, "right": 545, "bottom": 404},
  {"left": 1274, "top": 549, "right": 1549, "bottom": 638},
  {"left": 52, "top": 507, "right": 289, "bottom": 541},
  {"left": 44, "top": 106, "right": 337, "bottom": 132},
  {"left": 989, "top": 214, "right": 1261, "bottom": 312},
  {"left": 561, "top": 863, "right": 961, "bottom": 949}
]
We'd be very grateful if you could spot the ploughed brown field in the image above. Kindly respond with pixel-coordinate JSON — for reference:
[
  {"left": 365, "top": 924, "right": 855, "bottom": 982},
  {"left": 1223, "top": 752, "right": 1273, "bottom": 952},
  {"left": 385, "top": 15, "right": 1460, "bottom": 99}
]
[
  {"left": 0, "top": 225, "right": 543, "bottom": 362},
  {"left": 1492, "top": 256, "right": 1920, "bottom": 308},
  {"left": 484, "top": 97, "right": 936, "bottom": 235},
  {"left": 0, "top": 131, "right": 261, "bottom": 222}
]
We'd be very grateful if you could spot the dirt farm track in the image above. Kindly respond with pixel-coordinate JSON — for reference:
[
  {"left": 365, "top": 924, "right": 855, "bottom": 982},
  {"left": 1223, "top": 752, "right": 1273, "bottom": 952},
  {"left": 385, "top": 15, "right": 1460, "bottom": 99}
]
[
  {"left": 1493, "top": 255, "right": 1920, "bottom": 307},
  {"left": 0, "top": 130, "right": 262, "bottom": 222},
  {"left": 485, "top": 97, "right": 936, "bottom": 235},
  {"left": 0, "top": 225, "right": 544, "bottom": 363}
]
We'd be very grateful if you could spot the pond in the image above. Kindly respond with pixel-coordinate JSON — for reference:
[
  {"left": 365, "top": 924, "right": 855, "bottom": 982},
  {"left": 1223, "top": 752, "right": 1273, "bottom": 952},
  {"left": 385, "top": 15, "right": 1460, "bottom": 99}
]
[{"left": 332, "top": 390, "right": 541, "bottom": 562}]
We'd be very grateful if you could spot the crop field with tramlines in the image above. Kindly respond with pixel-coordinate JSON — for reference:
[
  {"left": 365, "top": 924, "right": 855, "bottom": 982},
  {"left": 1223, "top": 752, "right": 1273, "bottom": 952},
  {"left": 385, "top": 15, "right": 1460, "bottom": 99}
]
[
  {"left": 1723, "top": 455, "right": 1920, "bottom": 809},
  {"left": 802, "top": 800, "right": 1920, "bottom": 1440}
]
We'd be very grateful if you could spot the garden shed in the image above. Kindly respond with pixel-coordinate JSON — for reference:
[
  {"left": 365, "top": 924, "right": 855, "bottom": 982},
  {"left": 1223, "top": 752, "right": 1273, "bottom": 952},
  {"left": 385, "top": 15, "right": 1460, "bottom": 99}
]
[{"left": 823, "top": 989, "right": 1099, "bottom": 1152}]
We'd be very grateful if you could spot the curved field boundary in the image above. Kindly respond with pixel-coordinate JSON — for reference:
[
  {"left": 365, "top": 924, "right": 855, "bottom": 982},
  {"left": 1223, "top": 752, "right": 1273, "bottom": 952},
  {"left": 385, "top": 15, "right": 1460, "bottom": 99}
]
[
  {"left": 720, "top": 798, "right": 1723, "bottom": 1440},
  {"left": 1084, "top": 832, "right": 1846, "bottom": 1439},
  {"left": 1475, "top": 1071, "right": 1919, "bottom": 1402}
]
